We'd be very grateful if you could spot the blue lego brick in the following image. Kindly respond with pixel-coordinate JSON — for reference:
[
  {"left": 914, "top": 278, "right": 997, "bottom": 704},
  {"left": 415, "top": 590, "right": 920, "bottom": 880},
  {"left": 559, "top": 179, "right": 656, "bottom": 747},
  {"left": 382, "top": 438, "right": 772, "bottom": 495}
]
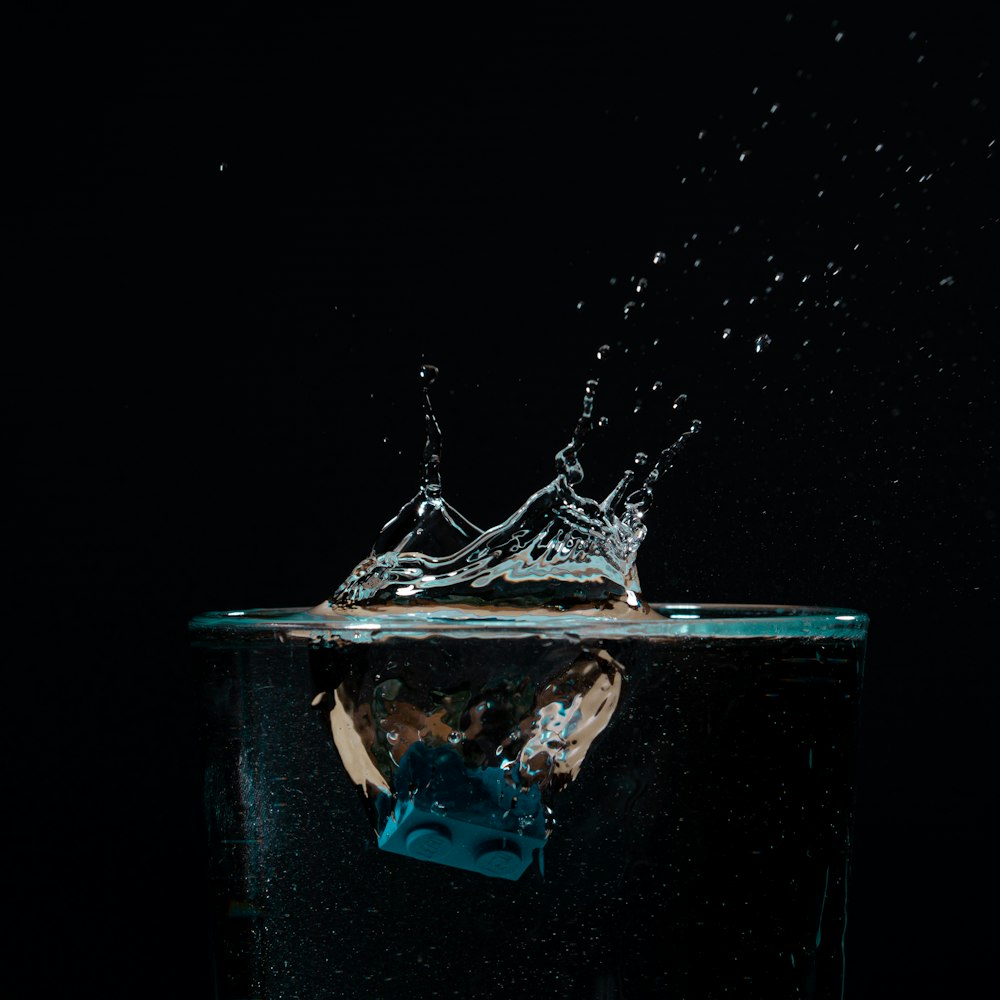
[
  {"left": 377, "top": 797, "right": 546, "bottom": 880},
  {"left": 375, "top": 742, "right": 547, "bottom": 880}
]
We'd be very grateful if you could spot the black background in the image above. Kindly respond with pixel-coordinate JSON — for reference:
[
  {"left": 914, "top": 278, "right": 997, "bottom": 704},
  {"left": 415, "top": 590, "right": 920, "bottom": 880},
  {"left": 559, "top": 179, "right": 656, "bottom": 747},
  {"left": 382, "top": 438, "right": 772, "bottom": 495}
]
[{"left": 12, "top": 5, "right": 995, "bottom": 997}]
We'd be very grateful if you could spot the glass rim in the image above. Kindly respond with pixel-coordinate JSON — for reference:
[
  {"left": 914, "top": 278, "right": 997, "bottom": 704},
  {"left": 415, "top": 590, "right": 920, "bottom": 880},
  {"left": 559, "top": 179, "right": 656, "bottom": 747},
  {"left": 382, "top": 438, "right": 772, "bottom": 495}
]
[{"left": 190, "top": 603, "right": 869, "bottom": 640}]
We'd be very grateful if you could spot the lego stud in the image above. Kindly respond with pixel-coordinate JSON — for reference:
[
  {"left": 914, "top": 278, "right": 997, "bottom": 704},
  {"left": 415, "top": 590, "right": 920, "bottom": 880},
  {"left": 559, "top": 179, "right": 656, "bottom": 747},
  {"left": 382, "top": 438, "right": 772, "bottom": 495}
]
[
  {"left": 475, "top": 840, "right": 522, "bottom": 878},
  {"left": 405, "top": 824, "right": 452, "bottom": 861}
]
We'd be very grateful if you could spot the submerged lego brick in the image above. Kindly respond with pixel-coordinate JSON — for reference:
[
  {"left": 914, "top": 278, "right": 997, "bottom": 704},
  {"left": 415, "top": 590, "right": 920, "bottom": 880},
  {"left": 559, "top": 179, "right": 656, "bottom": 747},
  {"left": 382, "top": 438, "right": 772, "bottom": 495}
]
[
  {"left": 374, "top": 743, "right": 549, "bottom": 878},
  {"left": 377, "top": 797, "right": 546, "bottom": 880}
]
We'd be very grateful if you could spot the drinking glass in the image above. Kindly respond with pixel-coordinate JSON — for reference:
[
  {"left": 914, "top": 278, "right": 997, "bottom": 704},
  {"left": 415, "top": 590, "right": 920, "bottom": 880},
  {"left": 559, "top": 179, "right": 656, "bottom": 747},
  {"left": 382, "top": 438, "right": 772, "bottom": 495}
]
[{"left": 191, "top": 602, "right": 867, "bottom": 999}]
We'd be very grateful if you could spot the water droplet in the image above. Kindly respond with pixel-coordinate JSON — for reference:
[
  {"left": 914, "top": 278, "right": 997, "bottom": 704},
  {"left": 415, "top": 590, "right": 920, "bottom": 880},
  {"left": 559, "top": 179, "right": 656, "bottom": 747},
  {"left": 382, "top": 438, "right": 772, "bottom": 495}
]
[
  {"left": 598, "top": 415, "right": 610, "bottom": 428},
  {"left": 739, "top": 150, "right": 751, "bottom": 162},
  {"left": 634, "top": 451, "right": 649, "bottom": 466},
  {"left": 774, "top": 272, "right": 785, "bottom": 282},
  {"left": 722, "top": 328, "right": 732, "bottom": 339},
  {"left": 596, "top": 343, "right": 611, "bottom": 360},
  {"left": 420, "top": 364, "right": 439, "bottom": 385},
  {"left": 652, "top": 380, "right": 663, "bottom": 392},
  {"left": 652, "top": 250, "right": 667, "bottom": 264},
  {"left": 386, "top": 731, "right": 399, "bottom": 743},
  {"left": 576, "top": 300, "right": 585, "bottom": 310},
  {"left": 755, "top": 334, "right": 772, "bottom": 353},
  {"left": 875, "top": 143, "right": 884, "bottom": 153},
  {"left": 770, "top": 103, "right": 780, "bottom": 114},
  {"left": 448, "top": 731, "right": 463, "bottom": 744},
  {"left": 672, "top": 393, "right": 687, "bottom": 409},
  {"left": 834, "top": 31, "right": 845, "bottom": 42},
  {"left": 635, "top": 277, "right": 648, "bottom": 292}
]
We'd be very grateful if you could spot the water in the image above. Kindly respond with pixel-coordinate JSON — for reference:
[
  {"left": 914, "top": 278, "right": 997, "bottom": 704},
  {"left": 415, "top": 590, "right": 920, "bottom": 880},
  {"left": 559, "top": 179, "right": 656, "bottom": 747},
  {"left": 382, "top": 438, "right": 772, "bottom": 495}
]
[
  {"left": 192, "top": 371, "right": 867, "bottom": 997},
  {"left": 192, "top": 605, "right": 866, "bottom": 998},
  {"left": 323, "top": 371, "right": 699, "bottom": 611}
]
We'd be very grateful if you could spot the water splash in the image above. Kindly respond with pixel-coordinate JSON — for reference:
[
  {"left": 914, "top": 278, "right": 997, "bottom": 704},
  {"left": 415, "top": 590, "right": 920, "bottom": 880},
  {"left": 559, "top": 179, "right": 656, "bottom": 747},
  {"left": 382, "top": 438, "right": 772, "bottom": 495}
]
[
  {"left": 320, "top": 369, "right": 700, "bottom": 614},
  {"left": 366, "top": 363, "right": 482, "bottom": 559}
]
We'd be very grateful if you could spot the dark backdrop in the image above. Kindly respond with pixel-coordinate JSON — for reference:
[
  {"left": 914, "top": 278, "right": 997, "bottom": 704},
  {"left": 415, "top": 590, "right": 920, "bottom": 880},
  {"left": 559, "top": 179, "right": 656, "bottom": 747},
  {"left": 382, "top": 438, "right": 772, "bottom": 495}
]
[{"left": 12, "top": 5, "right": 995, "bottom": 997}]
